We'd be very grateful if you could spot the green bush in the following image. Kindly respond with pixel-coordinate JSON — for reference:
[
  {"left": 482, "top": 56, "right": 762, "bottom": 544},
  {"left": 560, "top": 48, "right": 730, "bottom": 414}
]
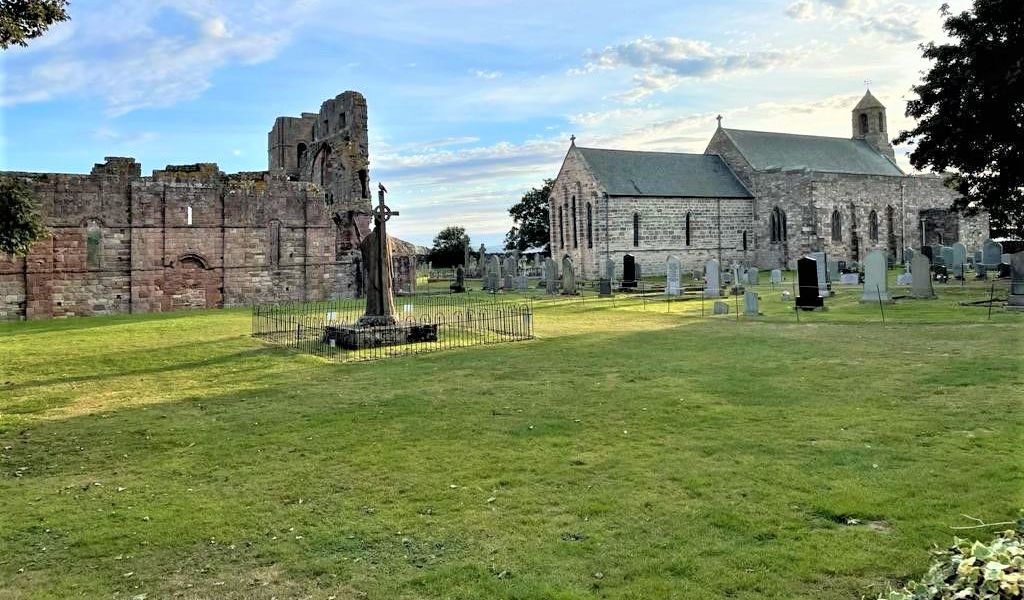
[{"left": 880, "top": 521, "right": 1023, "bottom": 600}]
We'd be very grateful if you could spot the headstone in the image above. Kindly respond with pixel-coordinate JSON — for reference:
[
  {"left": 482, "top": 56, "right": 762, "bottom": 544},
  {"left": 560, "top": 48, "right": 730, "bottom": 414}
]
[
  {"left": 722, "top": 271, "right": 733, "bottom": 285},
  {"left": 932, "top": 245, "right": 945, "bottom": 266},
  {"left": 486, "top": 256, "right": 501, "bottom": 291},
  {"left": 712, "top": 300, "right": 730, "bottom": 315},
  {"left": 599, "top": 257, "right": 614, "bottom": 297},
  {"left": 975, "top": 263, "right": 988, "bottom": 279},
  {"left": 940, "top": 246, "right": 955, "bottom": 270},
  {"left": 544, "top": 258, "right": 558, "bottom": 294},
  {"left": 743, "top": 291, "right": 760, "bottom": 316},
  {"left": 770, "top": 269, "right": 782, "bottom": 285},
  {"left": 704, "top": 259, "right": 721, "bottom": 298},
  {"left": 514, "top": 275, "right": 529, "bottom": 292},
  {"left": 1002, "top": 253, "right": 1012, "bottom": 265},
  {"left": 896, "top": 272, "right": 913, "bottom": 286},
  {"left": 951, "top": 243, "right": 967, "bottom": 276},
  {"left": 747, "top": 267, "right": 760, "bottom": 286},
  {"left": 666, "top": 256, "right": 681, "bottom": 296},
  {"left": 1008, "top": 252, "right": 1024, "bottom": 310},
  {"left": 622, "top": 254, "right": 637, "bottom": 288},
  {"left": 973, "top": 250, "right": 983, "bottom": 265},
  {"left": 810, "top": 251, "right": 830, "bottom": 296},
  {"left": 796, "top": 256, "right": 824, "bottom": 309},
  {"left": 503, "top": 255, "right": 516, "bottom": 289},
  {"left": 561, "top": 256, "right": 577, "bottom": 295},
  {"left": 827, "top": 260, "right": 841, "bottom": 281},
  {"left": 478, "top": 244, "right": 487, "bottom": 277},
  {"left": 909, "top": 254, "right": 936, "bottom": 299},
  {"left": 840, "top": 273, "right": 859, "bottom": 285},
  {"left": 860, "top": 250, "right": 891, "bottom": 303},
  {"left": 904, "top": 247, "right": 914, "bottom": 264},
  {"left": 451, "top": 264, "right": 466, "bottom": 293},
  {"left": 982, "top": 239, "right": 1002, "bottom": 266}
]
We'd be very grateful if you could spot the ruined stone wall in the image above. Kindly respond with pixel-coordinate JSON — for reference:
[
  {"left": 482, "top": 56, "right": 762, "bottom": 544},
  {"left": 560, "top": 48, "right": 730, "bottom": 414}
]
[{"left": 0, "top": 160, "right": 359, "bottom": 321}]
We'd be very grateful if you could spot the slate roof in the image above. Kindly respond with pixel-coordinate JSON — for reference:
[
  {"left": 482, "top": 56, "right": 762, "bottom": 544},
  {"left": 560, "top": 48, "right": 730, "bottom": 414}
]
[
  {"left": 853, "top": 90, "right": 885, "bottom": 110},
  {"left": 720, "top": 128, "right": 904, "bottom": 177},
  {"left": 575, "top": 147, "right": 752, "bottom": 198}
]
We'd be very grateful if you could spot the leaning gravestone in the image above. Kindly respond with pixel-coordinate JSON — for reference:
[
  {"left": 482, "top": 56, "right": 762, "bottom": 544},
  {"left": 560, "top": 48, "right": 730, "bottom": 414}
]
[
  {"left": 561, "top": 256, "right": 577, "bottom": 295},
  {"left": 544, "top": 258, "right": 558, "bottom": 294},
  {"left": 743, "top": 291, "right": 760, "bottom": 316},
  {"left": 713, "top": 300, "right": 730, "bottom": 315},
  {"left": 796, "top": 256, "right": 824, "bottom": 309},
  {"left": 860, "top": 250, "right": 891, "bottom": 303},
  {"left": 770, "top": 269, "right": 782, "bottom": 285},
  {"left": 910, "top": 253, "right": 936, "bottom": 299},
  {"left": 666, "top": 256, "right": 681, "bottom": 296},
  {"left": 982, "top": 239, "right": 1003, "bottom": 266},
  {"left": 622, "top": 254, "right": 637, "bottom": 288},
  {"left": 747, "top": 267, "right": 760, "bottom": 286},
  {"left": 704, "top": 259, "right": 721, "bottom": 298},
  {"left": 1008, "top": 252, "right": 1024, "bottom": 311}
]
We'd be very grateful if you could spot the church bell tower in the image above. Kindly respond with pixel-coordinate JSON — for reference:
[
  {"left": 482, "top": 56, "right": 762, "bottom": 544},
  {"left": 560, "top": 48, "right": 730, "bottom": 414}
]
[{"left": 851, "top": 89, "right": 895, "bottom": 161}]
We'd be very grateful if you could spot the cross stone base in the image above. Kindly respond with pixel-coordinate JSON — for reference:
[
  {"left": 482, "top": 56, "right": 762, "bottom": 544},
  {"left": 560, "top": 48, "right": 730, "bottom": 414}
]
[{"left": 323, "top": 323, "right": 438, "bottom": 350}]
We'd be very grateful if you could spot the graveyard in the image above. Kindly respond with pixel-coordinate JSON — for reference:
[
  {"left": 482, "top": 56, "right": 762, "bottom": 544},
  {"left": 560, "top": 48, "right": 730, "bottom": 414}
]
[{"left": 2, "top": 271, "right": 1021, "bottom": 600}]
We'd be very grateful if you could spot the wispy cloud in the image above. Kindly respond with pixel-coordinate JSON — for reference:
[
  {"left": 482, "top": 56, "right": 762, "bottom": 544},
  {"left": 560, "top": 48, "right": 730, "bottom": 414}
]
[
  {"left": 570, "top": 36, "right": 795, "bottom": 102},
  {"left": 471, "top": 69, "right": 503, "bottom": 80},
  {"left": 0, "top": 0, "right": 318, "bottom": 115},
  {"left": 783, "top": 0, "right": 924, "bottom": 43}
]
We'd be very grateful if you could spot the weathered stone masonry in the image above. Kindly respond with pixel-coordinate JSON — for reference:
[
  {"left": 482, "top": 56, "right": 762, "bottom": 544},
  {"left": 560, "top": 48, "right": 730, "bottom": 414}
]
[{"left": 1, "top": 92, "right": 374, "bottom": 320}]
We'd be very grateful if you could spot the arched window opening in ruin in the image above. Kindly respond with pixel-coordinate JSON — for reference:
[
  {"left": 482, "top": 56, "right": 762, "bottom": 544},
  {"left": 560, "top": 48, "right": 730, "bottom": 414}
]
[
  {"left": 339, "top": 112, "right": 346, "bottom": 128},
  {"left": 571, "top": 196, "right": 578, "bottom": 248},
  {"left": 86, "top": 221, "right": 102, "bottom": 270},
  {"left": 869, "top": 210, "right": 879, "bottom": 242},
  {"left": 685, "top": 212, "right": 692, "bottom": 246},
  {"left": 770, "top": 206, "right": 787, "bottom": 242},
  {"left": 187, "top": 205, "right": 193, "bottom": 226},
  {"left": 269, "top": 221, "right": 281, "bottom": 268},
  {"left": 831, "top": 209, "right": 842, "bottom": 241},
  {"left": 633, "top": 213, "right": 640, "bottom": 247},
  {"left": 297, "top": 143, "right": 307, "bottom": 169},
  {"left": 742, "top": 230, "right": 748, "bottom": 251},
  {"left": 781, "top": 209, "right": 787, "bottom": 240},
  {"left": 586, "top": 202, "right": 593, "bottom": 248},
  {"left": 859, "top": 113, "right": 869, "bottom": 135}
]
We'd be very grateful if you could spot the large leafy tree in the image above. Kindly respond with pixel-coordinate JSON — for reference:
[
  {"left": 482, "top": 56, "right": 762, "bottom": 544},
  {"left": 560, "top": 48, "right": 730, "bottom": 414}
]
[
  {"left": 0, "top": 0, "right": 70, "bottom": 49},
  {"left": 0, "top": 177, "right": 48, "bottom": 256},
  {"left": 504, "top": 179, "right": 551, "bottom": 253},
  {"left": 428, "top": 225, "right": 469, "bottom": 268},
  {"left": 894, "top": 0, "right": 1024, "bottom": 238}
]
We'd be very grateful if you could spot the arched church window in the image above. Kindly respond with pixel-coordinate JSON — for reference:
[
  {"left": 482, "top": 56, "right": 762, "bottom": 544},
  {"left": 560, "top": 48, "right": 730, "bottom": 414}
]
[
  {"left": 782, "top": 210, "right": 788, "bottom": 241},
  {"left": 561, "top": 205, "right": 569, "bottom": 247},
  {"left": 586, "top": 202, "right": 593, "bottom": 248},
  {"left": 297, "top": 143, "right": 307, "bottom": 168},
  {"left": 633, "top": 213, "right": 640, "bottom": 247},
  {"left": 571, "top": 196, "right": 578, "bottom": 248},
  {"left": 869, "top": 210, "right": 879, "bottom": 242},
  {"left": 86, "top": 221, "right": 102, "bottom": 270},
  {"left": 831, "top": 209, "right": 842, "bottom": 242},
  {"left": 742, "top": 230, "right": 748, "bottom": 251},
  {"left": 770, "top": 206, "right": 787, "bottom": 242},
  {"left": 685, "top": 212, "right": 692, "bottom": 246},
  {"left": 859, "top": 113, "right": 869, "bottom": 135}
]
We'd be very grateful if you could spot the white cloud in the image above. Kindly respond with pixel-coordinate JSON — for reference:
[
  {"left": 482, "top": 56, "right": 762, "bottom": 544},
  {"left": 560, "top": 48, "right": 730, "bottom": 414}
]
[
  {"left": 471, "top": 69, "right": 503, "bottom": 80},
  {"left": 0, "top": 0, "right": 318, "bottom": 115},
  {"left": 784, "top": 0, "right": 923, "bottom": 43},
  {"left": 785, "top": 1, "right": 815, "bottom": 21},
  {"left": 571, "top": 36, "right": 795, "bottom": 102}
]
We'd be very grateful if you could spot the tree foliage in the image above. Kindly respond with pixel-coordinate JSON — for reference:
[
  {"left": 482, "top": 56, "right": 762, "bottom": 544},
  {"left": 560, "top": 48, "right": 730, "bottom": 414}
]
[
  {"left": 0, "top": 176, "right": 48, "bottom": 256},
  {"left": 894, "top": 0, "right": 1024, "bottom": 238},
  {"left": 505, "top": 179, "right": 551, "bottom": 253},
  {"left": 0, "top": 0, "right": 70, "bottom": 50},
  {"left": 428, "top": 225, "right": 469, "bottom": 268}
]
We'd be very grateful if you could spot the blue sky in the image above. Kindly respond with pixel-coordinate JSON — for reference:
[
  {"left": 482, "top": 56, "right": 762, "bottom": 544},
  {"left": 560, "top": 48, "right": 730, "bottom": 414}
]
[{"left": 0, "top": 0, "right": 966, "bottom": 248}]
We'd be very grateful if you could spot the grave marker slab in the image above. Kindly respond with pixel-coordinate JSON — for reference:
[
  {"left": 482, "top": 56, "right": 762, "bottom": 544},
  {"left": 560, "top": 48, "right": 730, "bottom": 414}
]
[
  {"left": 910, "top": 254, "right": 936, "bottom": 299},
  {"left": 561, "top": 256, "right": 577, "bottom": 295},
  {"left": 743, "top": 291, "right": 760, "bottom": 316},
  {"left": 713, "top": 300, "right": 730, "bottom": 315},
  {"left": 770, "top": 269, "right": 782, "bottom": 285},
  {"left": 544, "top": 258, "right": 558, "bottom": 294},
  {"left": 982, "top": 239, "right": 1002, "bottom": 266},
  {"left": 796, "top": 256, "right": 824, "bottom": 309},
  {"left": 860, "top": 249, "right": 891, "bottom": 303},
  {"left": 704, "top": 259, "right": 721, "bottom": 298},
  {"left": 666, "top": 256, "right": 681, "bottom": 296}
]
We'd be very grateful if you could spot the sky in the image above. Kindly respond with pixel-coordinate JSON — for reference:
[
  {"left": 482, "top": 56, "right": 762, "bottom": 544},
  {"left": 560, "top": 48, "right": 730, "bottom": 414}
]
[{"left": 0, "top": 0, "right": 969, "bottom": 248}]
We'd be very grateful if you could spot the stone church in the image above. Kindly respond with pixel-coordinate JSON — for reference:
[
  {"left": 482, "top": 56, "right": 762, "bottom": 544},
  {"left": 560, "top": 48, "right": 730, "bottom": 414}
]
[
  {"left": 549, "top": 90, "right": 989, "bottom": 279},
  {"left": 0, "top": 91, "right": 418, "bottom": 321}
]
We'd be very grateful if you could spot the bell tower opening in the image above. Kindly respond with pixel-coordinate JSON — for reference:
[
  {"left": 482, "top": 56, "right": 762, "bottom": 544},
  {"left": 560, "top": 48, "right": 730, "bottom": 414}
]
[{"left": 851, "top": 88, "right": 895, "bottom": 161}]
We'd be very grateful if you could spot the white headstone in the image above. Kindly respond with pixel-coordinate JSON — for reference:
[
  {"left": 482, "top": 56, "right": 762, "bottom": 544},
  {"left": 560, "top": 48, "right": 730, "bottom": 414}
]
[
  {"left": 666, "top": 256, "right": 681, "bottom": 296},
  {"left": 770, "top": 269, "right": 782, "bottom": 285},
  {"left": 704, "top": 259, "right": 721, "bottom": 298},
  {"left": 743, "top": 291, "right": 760, "bottom": 316},
  {"left": 861, "top": 250, "right": 891, "bottom": 302},
  {"left": 910, "top": 253, "right": 936, "bottom": 299}
]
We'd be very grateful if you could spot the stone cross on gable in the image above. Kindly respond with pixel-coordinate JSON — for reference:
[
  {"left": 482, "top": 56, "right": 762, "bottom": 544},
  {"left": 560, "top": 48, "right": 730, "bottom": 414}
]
[
  {"left": 716, "top": 115, "right": 723, "bottom": 128},
  {"left": 864, "top": 79, "right": 872, "bottom": 89}
]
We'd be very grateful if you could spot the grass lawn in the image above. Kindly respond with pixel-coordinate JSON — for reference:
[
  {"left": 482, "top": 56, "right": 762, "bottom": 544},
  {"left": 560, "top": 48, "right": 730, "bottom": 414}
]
[{"left": 1, "top": 278, "right": 1022, "bottom": 599}]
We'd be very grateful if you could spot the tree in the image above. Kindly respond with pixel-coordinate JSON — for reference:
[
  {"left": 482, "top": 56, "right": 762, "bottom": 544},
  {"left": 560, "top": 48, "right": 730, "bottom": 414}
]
[
  {"left": 428, "top": 225, "right": 469, "bottom": 268},
  {"left": 0, "top": 177, "right": 48, "bottom": 256},
  {"left": 894, "top": 0, "right": 1024, "bottom": 238},
  {"left": 0, "top": 0, "right": 70, "bottom": 50},
  {"left": 505, "top": 179, "right": 551, "bottom": 253}
]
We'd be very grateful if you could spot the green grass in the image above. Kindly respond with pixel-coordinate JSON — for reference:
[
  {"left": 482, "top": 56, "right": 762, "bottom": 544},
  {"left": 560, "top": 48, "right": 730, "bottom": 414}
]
[{"left": 1, "top": 281, "right": 1022, "bottom": 599}]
